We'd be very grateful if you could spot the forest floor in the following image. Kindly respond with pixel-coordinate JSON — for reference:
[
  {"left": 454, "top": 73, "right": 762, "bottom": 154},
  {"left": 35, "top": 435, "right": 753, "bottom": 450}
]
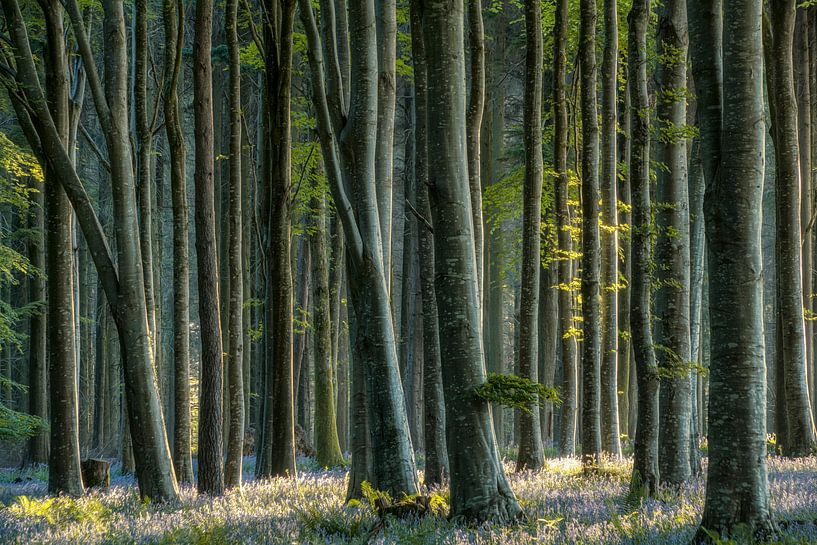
[{"left": 0, "top": 455, "right": 816, "bottom": 544}]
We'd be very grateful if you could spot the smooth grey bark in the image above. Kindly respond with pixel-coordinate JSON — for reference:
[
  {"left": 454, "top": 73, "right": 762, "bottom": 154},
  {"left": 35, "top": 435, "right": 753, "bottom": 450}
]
[
  {"left": 375, "top": 0, "right": 396, "bottom": 280},
  {"left": 600, "top": 0, "right": 621, "bottom": 458},
  {"left": 134, "top": 0, "right": 157, "bottom": 368},
  {"left": 764, "top": 0, "right": 817, "bottom": 457},
  {"left": 163, "top": 0, "right": 193, "bottom": 486},
  {"left": 517, "top": 0, "right": 545, "bottom": 472},
  {"left": 298, "top": 0, "right": 418, "bottom": 497},
  {"left": 628, "top": 0, "right": 659, "bottom": 497},
  {"left": 409, "top": 0, "right": 448, "bottom": 486},
  {"left": 311, "top": 194, "right": 345, "bottom": 468},
  {"left": 419, "top": 0, "right": 521, "bottom": 522},
  {"left": 193, "top": 0, "right": 225, "bottom": 494},
  {"left": 691, "top": 0, "right": 777, "bottom": 539},
  {"left": 554, "top": 0, "right": 577, "bottom": 457},
  {"left": 795, "top": 12, "right": 813, "bottom": 394},
  {"left": 687, "top": 92, "right": 705, "bottom": 475},
  {"left": 579, "top": 0, "right": 602, "bottom": 468},
  {"left": 481, "top": 4, "right": 509, "bottom": 447},
  {"left": 224, "top": 0, "right": 245, "bottom": 489},
  {"left": 654, "top": 0, "right": 692, "bottom": 486}
]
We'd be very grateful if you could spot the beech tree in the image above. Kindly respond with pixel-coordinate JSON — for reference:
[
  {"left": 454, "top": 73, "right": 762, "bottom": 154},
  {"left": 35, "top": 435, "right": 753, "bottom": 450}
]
[
  {"left": 628, "top": 0, "right": 660, "bottom": 497},
  {"left": 420, "top": 0, "right": 521, "bottom": 522},
  {"left": 517, "top": 0, "right": 545, "bottom": 472},
  {"left": 690, "top": 0, "right": 777, "bottom": 538}
]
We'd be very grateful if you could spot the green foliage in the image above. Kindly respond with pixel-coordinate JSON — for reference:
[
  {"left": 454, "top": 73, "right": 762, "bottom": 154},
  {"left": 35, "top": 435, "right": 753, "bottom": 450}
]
[
  {"left": 474, "top": 373, "right": 562, "bottom": 414},
  {"left": 8, "top": 495, "right": 111, "bottom": 528},
  {"left": 0, "top": 399, "right": 47, "bottom": 441}
]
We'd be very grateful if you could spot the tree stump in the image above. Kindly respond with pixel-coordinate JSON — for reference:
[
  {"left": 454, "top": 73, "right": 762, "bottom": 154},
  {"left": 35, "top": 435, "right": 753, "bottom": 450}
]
[
  {"left": 295, "top": 424, "right": 316, "bottom": 457},
  {"left": 81, "top": 458, "right": 111, "bottom": 489}
]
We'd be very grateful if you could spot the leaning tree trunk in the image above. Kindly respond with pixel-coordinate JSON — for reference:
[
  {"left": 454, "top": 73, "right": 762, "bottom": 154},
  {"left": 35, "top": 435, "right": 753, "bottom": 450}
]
[
  {"left": 516, "top": 0, "right": 545, "bottom": 472},
  {"left": 420, "top": 0, "right": 522, "bottom": 522},
  {"left": 193, "top": 0, "right": 225, "bottom": 495},
  {"left": 654, "top": 0, "right": 692, "bottom": 487},
  {"left": 691, "top": 0, "right": 777, "bottom": 539},
  {"left": 765, "top": 0, "right": 817, "bottom": 458},
  {"left": 628, "top": 0, "right": 659, "bottom": 498},
  {"left": 554, "top": 0, "right": 578, "bottom": 457},
  {"left": 579, "top": 0, "right": 602, "bottom": 469},
  {"left": 600, "top": 0, "right": 621, "bottom": 458}
]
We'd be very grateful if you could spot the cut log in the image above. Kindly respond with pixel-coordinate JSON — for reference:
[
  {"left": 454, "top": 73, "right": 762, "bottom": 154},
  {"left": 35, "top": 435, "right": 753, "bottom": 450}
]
[{"left": 81, "top": 458, "right": 111, "bottom": 489}]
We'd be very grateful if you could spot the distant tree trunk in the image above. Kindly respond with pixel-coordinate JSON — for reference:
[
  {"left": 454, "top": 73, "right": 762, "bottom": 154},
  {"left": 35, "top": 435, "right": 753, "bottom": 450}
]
[
  {"left": 628, "top": 0, "right": 659, "bottom": 498},
  {"left": 765, "top": 0, "right": 817, "bottom": 457},
  {"left": 654, "top": 0, "right": 692, "bottom": 487},
  {"left": 194, "top": 0, "right": 225, "bottom": 495},
  {"left": 224, "top": 0, "right": 245, "bottom": 488},
  {"left": 687, "top": 86, "right": 705, "bottom": 475},
  {"left": 163, "top": 0, "right": 193, "bottom": 486},
  {"left": 579, "top": 0, "right": 602, "bottom": 468},
  {"left": 600, "top": 0, "right": 621, "bottom": 458},
  {"left": 795, "top": 12, "right": 813, "bottom": 396},
  {"left": 517, "top": 0, "right": 545, "bottom": 472},
  {"left": 421, "top": 0, "right": 521, "bottom": 522},
  {"left": 554, "top": 0, "right": 577, "bottom": 457},
  {"left": 617, "top": 79, "right": 632, "bottom": 442},
  {"left": 27, "top": 178, "right": 48, "bottom": 465},
  {"left": 467, "top": 0, "right": 486, "bottom": 301},
  {"left": 311, "top": 194, "right": 345, "bottom": 468},
  {"left": 256, "top": 0, "right": 298, "bottom": 480},
  {"left": 691, "top": 0, "right": 777, "bottom": 539},
  {"left": 409, "top": 0, "right": 448, "bottom": 486}
]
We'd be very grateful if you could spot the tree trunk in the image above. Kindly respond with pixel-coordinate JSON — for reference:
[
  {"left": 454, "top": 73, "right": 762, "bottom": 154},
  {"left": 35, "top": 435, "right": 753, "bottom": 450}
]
[
  {"left": 224, "top": 0, "right": 245, "bottom": 488},
  {"left": 628, "top": 0, "right": 659, "bottom": 498},
  {"left": 516, "top": 0, "right": 544, "bottom": 472},
  {"left": 467, "top": 0, "right": 486, "bottom": 301},
  {"left": 376, "top": 0, "right": 396, "bottom": 281},
  {"left": 600, "top": 0, "right": 621, "bottom": 458},
  {"left": 194, "top": 0, "right": 225, "bottom": 494},
  {"left": 410, "top": 0, "right": 448, "bottom": 487},
  {"left": 554, "top": 0, "right": 577, "bottom": 457},
  {"left": 420, "top": 0, "right": 521, "bottom": 522},
  {"left": 691, "top": 0, "right": 777, "bottom": 538},
  {"left": 163, "top": 0, "right": 193, "bottom": 486},
  {"left": 256, "top": 0, "right": 298, "bottom": 480},
  {"left": 765, "top": 0, "right": 817, "bottom": 457},
  {"left": 654, "top": 0, "right": 692, "bottom": 486},
  {"left": 579, "top": 0, "right": 602, "bottom": 468},
  {"left": 311, "top": 194, "right": 345, "bottom": 468},
  {"left": 26, "top": 177, "right": 48, "bottom": 465}
]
